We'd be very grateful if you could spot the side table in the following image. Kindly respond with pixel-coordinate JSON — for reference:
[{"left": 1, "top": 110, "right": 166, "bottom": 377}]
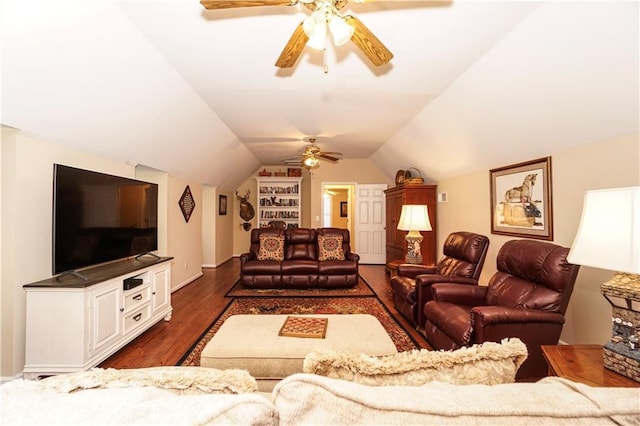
[
  {"left": 541, "top": 344, "right": 640, "bottom": 387},
  {"left": 385, "top": 259, "right": 404, "bottom": 276}
]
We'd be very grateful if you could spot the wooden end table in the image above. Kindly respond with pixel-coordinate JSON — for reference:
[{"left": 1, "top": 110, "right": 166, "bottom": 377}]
[
  {"left": 541, "top": 344, "right": 640, "bottom": 387},
  {"left": 385, "top": 259, "right": 404, "bottom": 276}
]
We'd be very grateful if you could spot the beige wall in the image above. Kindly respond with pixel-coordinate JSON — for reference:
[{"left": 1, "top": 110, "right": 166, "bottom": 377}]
[
  {"left": 307, "top": 159, "right": 393, "bottom": 229},
  {"left": 0, "top": 127, "right": 207, "bottom": 379},
  {"left": 1, "top": 128, "right": 136, "bottom": 379},
  {"left": 167, "top": 176, "right": 203, "bottom": 291},
  {"left": 202, "top": 185, "right": 235, "bottom": 268},
  {"left": 435, "top": 133, "right": 639, "bottom": 345}
]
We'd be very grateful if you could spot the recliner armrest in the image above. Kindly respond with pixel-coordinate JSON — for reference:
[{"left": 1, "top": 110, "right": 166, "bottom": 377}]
[
  {"left": 471, "top": 306, "right": 566, "bottom": 326},
  {"left": 431, "top": 283, "right": 487, "bottom": 306},
  {"left": 346, "top": 253, "right": 360, "bottom": 263},
  {"left": 240, "top": 252, "right": 256, "bottom": 264},
  {"left": 397, "top": 264, "right": 437, "bottom": 278}
]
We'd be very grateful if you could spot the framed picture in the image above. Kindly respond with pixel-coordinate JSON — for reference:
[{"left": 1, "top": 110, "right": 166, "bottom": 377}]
[
  {"left": 490, "top": 157, "right": 553, "bottom": 240},
  {"left": 219, "top": 195, "right": 227, "bottom": 216},
  {"left": 340, "top": 201, "right": 348, "bottom": 217}
]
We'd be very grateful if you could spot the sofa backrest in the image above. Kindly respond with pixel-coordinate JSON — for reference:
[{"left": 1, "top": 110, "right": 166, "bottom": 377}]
[
  {"left": 486, "top": 239, "right": 580, "bottom": 314},
  {"left": 249, "top": 227, "right": 285, "bottom": 258},
  {"left": 249, "top": 227, "right": 353, "bottom": 261},
  {"left": 285, "top": 228, "right": 318, "bottom": 260},
  {"left": 436, "top": 232, "right": 490, "bottom": 280},
  {"left": 317, "top": 228, "right": 352, "bottom": 256}
]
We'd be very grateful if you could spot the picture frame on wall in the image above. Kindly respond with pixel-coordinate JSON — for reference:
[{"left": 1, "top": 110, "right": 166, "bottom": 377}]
[
  {"left": 219, "top": 195, "right": 227, "bottom": 216},
  {"left": 490, "top": 156, "right": 553, "bottom": 240},
  {"left": 340, "top": 201, "right": 348, "bottom": 217}
]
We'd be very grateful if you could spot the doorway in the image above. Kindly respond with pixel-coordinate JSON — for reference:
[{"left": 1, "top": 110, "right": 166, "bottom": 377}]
[
  {"left": 321, "top": 182, "right": 387, "bottom": 264},
  {"left": 321, "top": 182, "right": 355, "bottom": 239}
]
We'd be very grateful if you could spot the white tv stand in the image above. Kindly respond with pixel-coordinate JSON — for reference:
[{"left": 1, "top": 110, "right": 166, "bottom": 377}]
[{"left": 23, "top": 257, "right": 173, "bottom": 379}]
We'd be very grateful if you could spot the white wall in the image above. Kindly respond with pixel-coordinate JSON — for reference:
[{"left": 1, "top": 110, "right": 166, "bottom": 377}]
[{"left": 435, "top": 133, "right": 639, "bottom": 345}]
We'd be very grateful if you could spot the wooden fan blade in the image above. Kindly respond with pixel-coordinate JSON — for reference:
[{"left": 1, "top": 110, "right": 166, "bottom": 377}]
[
  {"left": 200, "top": 0, "right": 295, "bottom": 10},
  {"left": 275, "top": 22, "right": 309, "bottom": 68},
  {"left": 318, "top": 153, "right": 340, "bottom": 162},
  {"left": 344, "top": 15, "right": 393, "bottom": 66}
]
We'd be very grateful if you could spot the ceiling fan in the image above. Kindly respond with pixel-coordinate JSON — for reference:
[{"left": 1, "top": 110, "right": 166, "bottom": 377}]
[
  {"left": 284, "top": 137, "right": 342, "bottom": 169},
  {"left": 199, "top": 0, "right": 393, "bottom": 69}
]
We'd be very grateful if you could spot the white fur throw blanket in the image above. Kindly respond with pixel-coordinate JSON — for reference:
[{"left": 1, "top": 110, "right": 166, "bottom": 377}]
[
  {"left": 303, "top": 337, "right": 528, "bottom": 386},
  {"left": 273, "top": 374, "right": 640, "bottom": 425},
  {"left": 1, "top": 367, "right": 278, "bottom": 425},
  {"left": 32, "top": 366, "right": 258, "bottom": 394}
]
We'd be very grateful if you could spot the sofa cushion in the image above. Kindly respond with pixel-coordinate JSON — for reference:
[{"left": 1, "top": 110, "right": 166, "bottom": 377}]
[
  {"left": 257, "top": 235, "right": 285, "bottom": 261},
  {"left": 318, "top": 235, "right": 345, "bottom": 261},
  {"left": 303, "top": 338, "right": 527, "bottom": 386},
  {"left": 272, "top": 374, "right": 640, "bottom": 426},
  {"left": 285, "top": 228, "right": 317, "bottom": 260}
]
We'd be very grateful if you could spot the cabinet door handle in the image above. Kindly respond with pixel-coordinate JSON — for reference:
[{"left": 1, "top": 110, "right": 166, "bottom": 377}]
[
  {"left": 133, "top": 294, "right": 143, "bottom": 301},
  {"left": 120, "top": 307, "right": 124, "bottom": 312},
  {"left": 133, "top": 313, "right": 142, "bottom": 322},
  {"left": 152, "top": 291, "right": 156, "bottom": 295}
]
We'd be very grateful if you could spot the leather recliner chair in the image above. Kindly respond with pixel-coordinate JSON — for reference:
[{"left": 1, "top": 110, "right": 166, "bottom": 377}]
[
  {"left": 390, "top": 232, "right": 490, "bottom": 328},
  {"left": 423, "top": 239, "right": 580, "bottom": 380}
]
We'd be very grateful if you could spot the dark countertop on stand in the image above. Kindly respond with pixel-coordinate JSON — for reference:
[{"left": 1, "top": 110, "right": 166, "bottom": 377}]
[{"left": 23, "top": 256, "right": 173, "bottom": 289}]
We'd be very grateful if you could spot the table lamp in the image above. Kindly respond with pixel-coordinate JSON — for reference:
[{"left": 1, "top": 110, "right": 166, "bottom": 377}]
[
  {"left": 567, "top": 186, "right": 640, "bottom": 382},
  {"left": 397, "top": 204, "right": 432, "bottom": 264}
]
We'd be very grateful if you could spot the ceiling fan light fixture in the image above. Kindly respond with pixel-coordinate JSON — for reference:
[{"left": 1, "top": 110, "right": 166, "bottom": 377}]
[
  {"left": 303, "top": 156, "right": 320, "bottom": 169},
  {"left": 328, "top": 15, "right": 354, "bottom": 46},
  {"left": 303, "top": 10, "right": 327, "bottom": 50}
]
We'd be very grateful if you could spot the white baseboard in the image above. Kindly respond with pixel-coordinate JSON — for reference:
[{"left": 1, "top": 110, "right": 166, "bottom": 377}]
[
  {"left": 558, "top": 339, "right": 569, "bottom": 345},
  {"left": 1, "top": 372, "right": 24, "bottom": 384},
  {"left": 172, "top": 271, "right": 204, "bottom": 292},
  {"left": 202, "top": 255, "right": 235, "bottom": 269}
]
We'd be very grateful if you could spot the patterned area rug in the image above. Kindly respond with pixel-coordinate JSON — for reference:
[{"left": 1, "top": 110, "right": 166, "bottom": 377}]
[
  {"left": 178, "top": 297, "right": 418, "bottom": 367},
  {"left": 225, "top": 277, "right": 374, "bottom": 297}
]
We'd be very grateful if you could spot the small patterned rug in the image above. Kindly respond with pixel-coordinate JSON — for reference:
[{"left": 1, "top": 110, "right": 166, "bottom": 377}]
[
  {"left": 225, "top": 277, "right": 375, "bottom": 297},
  {"left": 178, "top": 297, "right": 418, "bottom": 367}
]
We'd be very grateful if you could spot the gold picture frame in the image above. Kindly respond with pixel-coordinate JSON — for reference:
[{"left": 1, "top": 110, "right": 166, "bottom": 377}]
[{"left": 490, "top": 157, "right": 553, "bottom": 240}]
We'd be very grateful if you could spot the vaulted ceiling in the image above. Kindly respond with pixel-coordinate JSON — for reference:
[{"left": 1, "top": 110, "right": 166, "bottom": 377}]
[{"left": 2, "top": 0, "right": 638, "bottom": 190}]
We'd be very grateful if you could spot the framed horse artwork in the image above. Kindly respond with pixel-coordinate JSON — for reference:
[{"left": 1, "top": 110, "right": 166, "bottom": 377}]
[{"left": 490, "top": 157, "right": 553, "bottom": 240}]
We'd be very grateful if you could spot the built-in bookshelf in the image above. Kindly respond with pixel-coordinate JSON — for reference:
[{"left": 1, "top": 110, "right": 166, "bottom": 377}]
[{"left": 255, "top": 177, "right": 302, "bottom": 229}]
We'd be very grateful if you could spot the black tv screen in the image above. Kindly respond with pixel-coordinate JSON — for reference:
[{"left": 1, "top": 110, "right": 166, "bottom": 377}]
[{"left": 53, "top": 164, "right": 158, "bottom": 275}]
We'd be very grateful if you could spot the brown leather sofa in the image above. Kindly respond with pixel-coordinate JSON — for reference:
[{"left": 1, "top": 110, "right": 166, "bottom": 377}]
[
  {"left": 390, "top": 232, "right": 490, "bottom": 328},
  {"left": 423, "top": 239, "right": 580, "bottom": 380},
  {"left": 240, "top": 227, "right": 359, "bottom": 289}
]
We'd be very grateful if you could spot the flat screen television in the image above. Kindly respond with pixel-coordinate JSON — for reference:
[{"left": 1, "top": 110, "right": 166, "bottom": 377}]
[{"left": 53, "top": 164, "right": 159, "bottom": 275}]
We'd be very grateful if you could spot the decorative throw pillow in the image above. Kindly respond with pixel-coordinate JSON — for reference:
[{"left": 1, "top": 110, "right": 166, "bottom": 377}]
[
  {"left": 303, "top": 338, "right": 527, "bottom": 386},
  {"left": 317, "top": 235, "right": 344, "bottom": 261},
  {"left": 257, "top": 235, "right": 285, "bottom": 261}
]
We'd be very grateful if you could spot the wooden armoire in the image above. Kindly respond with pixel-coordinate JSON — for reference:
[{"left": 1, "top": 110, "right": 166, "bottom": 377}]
[{"left": 384, "top": 184, "right": 437, "bottom": 266}]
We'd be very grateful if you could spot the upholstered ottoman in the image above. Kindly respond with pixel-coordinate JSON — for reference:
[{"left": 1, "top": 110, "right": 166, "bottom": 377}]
[{"left": 200, "top": 314, "right": 398, "bottom": 391}]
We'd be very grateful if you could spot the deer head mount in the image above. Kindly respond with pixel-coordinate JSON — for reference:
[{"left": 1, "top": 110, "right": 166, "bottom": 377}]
[{"left": 236, "top": 189, "right": 255, "bottom": 230}]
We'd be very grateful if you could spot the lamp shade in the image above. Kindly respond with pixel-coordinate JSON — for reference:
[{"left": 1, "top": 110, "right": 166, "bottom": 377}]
[
  {"left": 328, "top": 16, "right": 354, "bottom": 46},
  {"left": 567, "top": 186, "right": 640, "bottom": 274},
  {"left": 397, "top": 205, "right": 432, "bottom": 232},
  {"left": 303, "top": 10, "right": 327, "bottom": 50}
]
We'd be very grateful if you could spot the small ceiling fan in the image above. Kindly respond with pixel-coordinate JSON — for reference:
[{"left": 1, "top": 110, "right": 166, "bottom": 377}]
[
  {"left": 284, "top": 137, "right": 342, "bottom": 169},
  {"left": 199, "top": 0, "right": 393, "bottom": 69}
]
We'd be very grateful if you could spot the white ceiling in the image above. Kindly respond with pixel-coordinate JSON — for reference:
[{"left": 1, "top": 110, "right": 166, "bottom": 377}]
[{"left": 2, "top": 0, "right": 638, "bottom": 190}]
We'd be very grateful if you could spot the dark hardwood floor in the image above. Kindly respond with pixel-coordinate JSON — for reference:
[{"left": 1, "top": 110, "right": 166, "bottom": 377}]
[{"left": 99, "top": 259, "right": 430, "bottom": 369}]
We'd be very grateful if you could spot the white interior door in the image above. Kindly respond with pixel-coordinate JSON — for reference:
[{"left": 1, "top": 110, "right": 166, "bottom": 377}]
[{"left": 354, "top": 184, "right": 387, "bottom": 264}]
